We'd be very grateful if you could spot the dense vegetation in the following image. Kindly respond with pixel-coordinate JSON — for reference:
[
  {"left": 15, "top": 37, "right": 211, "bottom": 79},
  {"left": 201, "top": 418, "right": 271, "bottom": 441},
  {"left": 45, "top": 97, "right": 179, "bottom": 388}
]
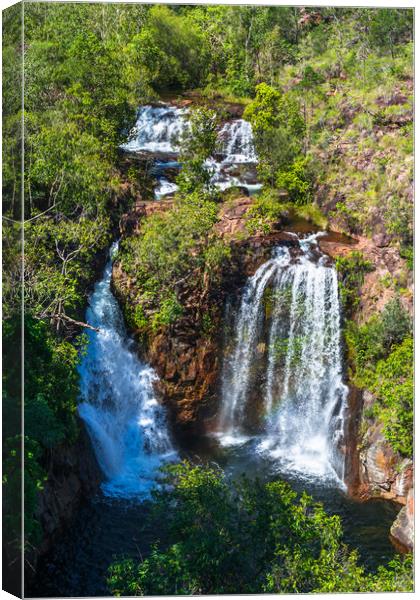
[
  {"left": 108, "top": 462, "right": 413, "bottom": 595},
  {"left": 345, "top": 299, "right": 413, "bottom": 457},
  {"left": 3, "top": 317, "right": 82, "bottom": 547},
  {"left": 2, "top": 2, "right": 413, "bottom": 594}
]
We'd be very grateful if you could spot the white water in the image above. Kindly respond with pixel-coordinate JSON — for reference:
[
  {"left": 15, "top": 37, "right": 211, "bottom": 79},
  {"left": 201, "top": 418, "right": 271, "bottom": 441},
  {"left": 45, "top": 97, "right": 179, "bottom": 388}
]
[
  {"left": 218, "top": 119, "right": 258, "bottom": 164},
  {"left": 217, "top": 234, "right": 348, "bottom": 486},
  {"left": 78, "top": 243, "right": 176, "bottom": 498},
  {"left": 121, "top": 105, "right": 188, "bottom": 154},
  {"left": 121, "top": 104, "right": 261, "bottom": 198}
]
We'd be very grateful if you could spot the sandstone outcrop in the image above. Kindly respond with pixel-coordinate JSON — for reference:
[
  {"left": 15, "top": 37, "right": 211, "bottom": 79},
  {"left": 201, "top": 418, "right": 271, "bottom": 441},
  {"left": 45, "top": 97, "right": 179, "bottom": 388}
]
[{"left": 114, "top": 195, "right": 413, "bottom": 552}]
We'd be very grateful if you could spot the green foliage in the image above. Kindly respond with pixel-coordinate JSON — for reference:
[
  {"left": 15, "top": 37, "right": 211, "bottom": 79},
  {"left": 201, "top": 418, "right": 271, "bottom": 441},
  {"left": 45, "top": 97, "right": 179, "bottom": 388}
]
[
  {"left": 399, "top": 244, "right": 413, "bottom": 270},
  {"left": 127, "top": 5, "right": 210, "bottom": 92},
  {"left": 2, "top": 436, "right": 47, "bottom": 549},
  {"left": 345, "top": 299, "right": 413, "bottom": 457},
  {"left": 345, "top": 297, "right": 412, "bottom": 379},
  {"left": 370, "top": 337, "right": 413, "bottom": 456},
  {"left": 294, "top": 203, "right": 328, "bottom": 229},
  {"left": 335, "top": 251, "right": 374, "bottom": 312},
  {"left": 2, "top": 316, "right": 82, "bottom": 550},
  {"left": 24, "top": 316, "right": 81, "bottom": 446},
  {"left": 176, "top": 107, "right": 219, "bottom": 198},
  {"left": 244, "top": 83, "right": 306, "bottom": 187},
  {"left": 245, "top": 189, "right": 288, "bottom": 235},
  {"left": 276, "top": 157, "right": 311, "bottom": 205},
  {"left": 151, "top": 293, "right": 184, "bottom": 331},
  {"left": 119, "top": 193, "right": 229, "bottom": 332},
  {"left": 108, "top": 462, "right": 413, "bottom": 595},
  {"left": 24, "top": 214, "right": 111, "bottom": 320}
]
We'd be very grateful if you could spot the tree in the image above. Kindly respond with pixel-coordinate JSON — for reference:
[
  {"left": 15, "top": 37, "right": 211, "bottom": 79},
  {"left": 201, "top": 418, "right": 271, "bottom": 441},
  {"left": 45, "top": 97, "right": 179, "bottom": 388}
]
[
  {"left": 176, "top": 107, "right": 219, "bottom": 199},
  {"left": 107, "top": 462, "right": 413, "bottom": 595},
  {"left": 244, "top": 83, "right": 306, "bottom": 190}
]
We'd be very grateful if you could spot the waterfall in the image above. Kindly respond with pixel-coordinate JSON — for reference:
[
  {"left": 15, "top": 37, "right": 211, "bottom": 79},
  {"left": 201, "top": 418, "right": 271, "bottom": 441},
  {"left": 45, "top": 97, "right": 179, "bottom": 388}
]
[
  {"left": 78, "top": 243, "right": 176, "bottom": 498},
  {"left": 121, "top": 104, "right": 262, "bottom": 198},
  {"left": 121, "top": 105, "right": 188, "bottom": 154},
  {"left": 218, "top": 119, "right": 258, "bottom": 164},
  {"left": 218, "top": 234, "right": 348, "bottom": 485}
]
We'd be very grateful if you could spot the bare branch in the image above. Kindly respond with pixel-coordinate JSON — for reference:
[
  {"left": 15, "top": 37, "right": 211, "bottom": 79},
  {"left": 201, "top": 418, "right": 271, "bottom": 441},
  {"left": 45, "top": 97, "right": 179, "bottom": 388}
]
[{"left": 49, "top": 313, "right": 100, "bottom": 332}]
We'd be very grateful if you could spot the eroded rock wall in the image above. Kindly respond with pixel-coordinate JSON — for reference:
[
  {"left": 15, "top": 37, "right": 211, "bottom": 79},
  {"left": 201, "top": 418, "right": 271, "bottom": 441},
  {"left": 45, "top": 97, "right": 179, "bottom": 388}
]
[{"left": 320, "top": 234, "right": 413, "bottom": 551}]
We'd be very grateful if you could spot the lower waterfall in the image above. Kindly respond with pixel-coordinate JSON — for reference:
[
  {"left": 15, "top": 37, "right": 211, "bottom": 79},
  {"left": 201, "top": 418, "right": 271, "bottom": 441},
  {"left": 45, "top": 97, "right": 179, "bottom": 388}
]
[
  {"left": 78, "top": 243, "right": 176, "bottom": 498},
  {"left": 218, "top": 233, "right": 348, "bottom": 486}
]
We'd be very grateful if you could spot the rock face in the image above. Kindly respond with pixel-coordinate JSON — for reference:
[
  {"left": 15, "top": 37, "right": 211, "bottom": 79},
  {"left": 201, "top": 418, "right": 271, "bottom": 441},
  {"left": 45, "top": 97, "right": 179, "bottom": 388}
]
[
  {"left": 358, "top": 419, "right": 413, "bottom": 502},
  {"left": 314, "top": 234, "right": 413, "bottom": 552},
  {"left": 391, "top": 488, "right": 414, "bottom": 552},
  {"left": 112, "top": 199, "right": 301, "bottom": 434},
  {"left": 27, "top": 420, "right": 102, "bottom": 578},
  {"left": 319, "top": 234, "right": 413, "bottom": 321}
]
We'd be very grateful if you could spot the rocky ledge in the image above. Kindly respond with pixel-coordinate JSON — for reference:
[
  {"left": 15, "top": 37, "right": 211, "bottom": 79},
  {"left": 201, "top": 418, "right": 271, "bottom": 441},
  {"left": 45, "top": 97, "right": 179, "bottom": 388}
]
[
  {"left": 321, "top": 234, "right": 413, "bottom": 552},
  {"left": 113, "top": 195, "right": 413, "bottom": 551}
]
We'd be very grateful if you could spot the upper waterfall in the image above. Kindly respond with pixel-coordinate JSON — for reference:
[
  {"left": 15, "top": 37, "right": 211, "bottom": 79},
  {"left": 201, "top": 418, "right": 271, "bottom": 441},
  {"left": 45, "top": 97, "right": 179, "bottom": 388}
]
[
  {"left": 217, "top": 233, "right": 348, "bottom": 486},
  {"left": 121, "top": 103, "right": 261, "bottom": 198},
  {"left": 78, "top": 243, "right": 176, "bottom": 498},
  {"left": 121, "top": 105, "right": 188, "bottom": 155}
]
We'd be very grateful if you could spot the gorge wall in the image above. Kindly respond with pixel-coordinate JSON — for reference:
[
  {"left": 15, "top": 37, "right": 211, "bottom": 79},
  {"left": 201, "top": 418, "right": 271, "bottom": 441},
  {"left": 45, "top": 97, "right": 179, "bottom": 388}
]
[
  {"left": 320, "top": 234, "right": 413, "bottom": 551},
  {"left": 113, "top": 193, "right": 413, "bottom": 551}
]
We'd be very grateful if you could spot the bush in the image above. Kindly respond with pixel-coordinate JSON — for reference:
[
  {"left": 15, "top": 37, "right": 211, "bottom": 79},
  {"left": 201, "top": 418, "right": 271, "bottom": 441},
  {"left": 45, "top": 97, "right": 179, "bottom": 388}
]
[
  {"left": 276, "top": 157, "right": 311, "bottom": 205},
  {"left": 245, "top": 189, "right": 289, "bottom": 235},
  {"left": 345, "top": 297, "right": 412, "bottom": 380},
  {"left": 371, "top": 337, "right": 413, "bottom": 456},
  {"left": 119, "top": 193, "right": 230, "bottom": 332},
  {"left": 345, "top": 299, "right": 413, "bottom": 457},
  {"left": 335, "top": 251, "right": 374, "bottom": 312},
  {"left": 176, "top": 107, "right": 219, "bottom": 199},
  {"left": 244, "top": 83, "right": 305, "bottom": 187},
  {"left": 107, "top": 462, "right": 413, "bottom": 595}
]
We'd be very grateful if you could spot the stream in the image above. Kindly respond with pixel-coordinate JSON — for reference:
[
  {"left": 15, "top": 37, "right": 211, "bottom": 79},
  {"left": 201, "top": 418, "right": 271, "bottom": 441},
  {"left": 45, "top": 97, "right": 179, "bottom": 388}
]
[{"left": 29, "top": 104, "right": 402, "bottom": 597}]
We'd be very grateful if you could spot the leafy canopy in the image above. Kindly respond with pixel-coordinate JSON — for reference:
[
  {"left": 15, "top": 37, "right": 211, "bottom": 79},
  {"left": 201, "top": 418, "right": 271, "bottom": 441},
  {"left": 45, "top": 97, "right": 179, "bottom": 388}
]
[{"left": 108, "top": 462, "right": 413, "bottom": 595}]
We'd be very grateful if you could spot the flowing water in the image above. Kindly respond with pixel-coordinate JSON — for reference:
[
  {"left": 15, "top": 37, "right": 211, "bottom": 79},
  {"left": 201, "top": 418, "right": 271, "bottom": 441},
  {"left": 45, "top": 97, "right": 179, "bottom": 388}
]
[
  {"left": 121, "top": 103, "right": 262, "bottom": 198},
  {"left": 30, "top": 239, "right": 401, "bottom": 596},
  {"left": 30, "top": 119, "right": 403, "bottom": 597},
  {"left": 78, "top": 243, "right": 176, "bottom": 498},
  {"left": 217, "top": 233, "right": 348, "bottom": 487},
  {"left": 120, "top": 104, "right": 188, "bottom": 155}
]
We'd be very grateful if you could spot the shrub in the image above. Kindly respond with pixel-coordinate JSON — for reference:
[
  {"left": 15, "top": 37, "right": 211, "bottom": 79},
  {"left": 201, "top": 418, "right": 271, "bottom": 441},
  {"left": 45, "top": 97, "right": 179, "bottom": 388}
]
[
  {"left": 335, "top": 251, "right": 374, "bottom": 312},
  {"left": 345, "top": 299, "right": 413, "bottom": 457},
  {"left": 276, "top": 157, "right": 311, "bottom": 205},
  {"left": 245, "top": 189, "right": 288, "bottom": 235},
  {"left": 107, "top": 462, "right": 413, "bottom": 595},
  {"left": 119, "top": 193, "right": 230, "bottom": 332},
  {"left": 371, "top": 337, "right": 413, "bottom": 456}
]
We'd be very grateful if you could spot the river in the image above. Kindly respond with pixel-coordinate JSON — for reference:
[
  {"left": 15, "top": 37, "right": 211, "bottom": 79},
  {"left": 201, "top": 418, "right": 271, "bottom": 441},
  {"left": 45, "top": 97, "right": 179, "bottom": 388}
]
[{"left": 29, "top": 103, "right": 402, "bottom": 597}]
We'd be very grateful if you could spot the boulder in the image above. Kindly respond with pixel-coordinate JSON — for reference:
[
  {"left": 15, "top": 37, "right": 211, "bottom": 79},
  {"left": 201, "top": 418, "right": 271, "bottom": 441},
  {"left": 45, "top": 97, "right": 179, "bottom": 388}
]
[{"left": 390, "top": 487, "right": 414, "bottom": 552}]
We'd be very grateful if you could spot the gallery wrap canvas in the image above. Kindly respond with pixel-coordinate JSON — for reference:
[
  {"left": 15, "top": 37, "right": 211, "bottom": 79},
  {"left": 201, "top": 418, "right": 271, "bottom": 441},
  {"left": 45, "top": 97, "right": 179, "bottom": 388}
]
[{"left": 2, "top": 0, "right": 414, "bottom": 597}]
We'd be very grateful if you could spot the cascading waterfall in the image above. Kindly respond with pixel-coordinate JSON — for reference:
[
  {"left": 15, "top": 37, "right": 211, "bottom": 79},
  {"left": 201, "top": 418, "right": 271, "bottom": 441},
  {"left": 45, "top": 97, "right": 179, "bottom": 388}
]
[
  {"left": 121, "top": 105, "right": 188, "bottom": 154},
  {"left": 218, "top": 119, "right": 258, "bottom": 164},
  {"left": 121, "top": 104, "right": 261, "bottom": 197},
  {"left": 218, "top": 234, "right": 348, "bottom": 486},
  {"left": 78, "top": 243, "right": 176, "bottom": 498}
]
